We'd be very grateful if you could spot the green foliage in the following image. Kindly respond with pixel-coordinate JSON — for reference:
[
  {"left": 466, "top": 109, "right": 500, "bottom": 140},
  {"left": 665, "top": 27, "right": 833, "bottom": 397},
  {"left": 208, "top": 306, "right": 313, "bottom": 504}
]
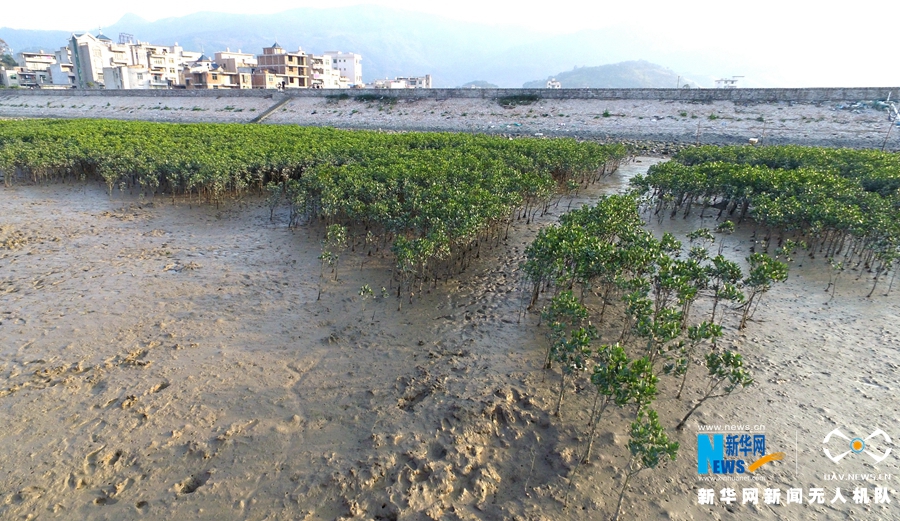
[
  {"left": 318, "top": 224, "right": 348, "bottom": 298},
  {"left": 583, "top": 345, "right": 656, "bottom": 460},
  {"left": 739, "top": 253, "right": 788, "bottom": 329},
  {"left": 525, "top": 192, "right": 778, "bottom": 508},
  {"left": 666, "top": 321, "right": 722, "bottom": 399},
  {"left": 707, "top": 256, "right": 745, "bottom": 324},
  {"left": 628, "top": 408, "right": 679, "bottom": 470},
  {"left": 358, "top": 283, "right": 375, "bottom": 320},
  {"left": 687, "top": 227, "right": 714, "bottom": 245},
  {"left": 0, "top": 54, "right": 16, "bottom": 69},
  {"left": 638, "top": 145, "right": 900, "bottom": 291},
  {"left": 614, "top": 408, "right": 678, "bottom": 520},
  {"left": 0, "top": 120, "right": 627, "bottom": 294},
  {"left": 542, "top": 291, "right": 589, "bottom": 365},
  {"left": 676, "top": 350, "right": 752, "bottom": 430},
  {"left": 542, "top": 291, "right": 597, "bottom": 416},
  {"left": 354, "top": 93, "right": 395, "bottom": 104}
]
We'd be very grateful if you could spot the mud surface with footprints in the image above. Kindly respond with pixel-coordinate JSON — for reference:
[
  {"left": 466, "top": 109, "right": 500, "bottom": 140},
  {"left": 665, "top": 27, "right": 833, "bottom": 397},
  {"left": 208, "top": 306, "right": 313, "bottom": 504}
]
[{"left": 1, "top": 159, "right": 898, "bottom": 519}]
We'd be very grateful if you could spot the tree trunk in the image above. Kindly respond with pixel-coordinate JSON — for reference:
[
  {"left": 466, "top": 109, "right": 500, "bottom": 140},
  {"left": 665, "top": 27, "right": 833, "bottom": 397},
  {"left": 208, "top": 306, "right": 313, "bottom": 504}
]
[
  {"left": 677, "top": 398, "right": 706, "bottom": 431},
  {"left": 613, "top": 466, "right": 636, "bottom": 521},
  {"left": 554, "top": 372, "right": 567, "bottom": 417}
]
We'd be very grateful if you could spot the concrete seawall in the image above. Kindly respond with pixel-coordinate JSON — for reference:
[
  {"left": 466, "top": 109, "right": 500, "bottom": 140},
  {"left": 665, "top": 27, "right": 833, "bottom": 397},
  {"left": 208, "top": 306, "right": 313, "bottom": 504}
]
[
  {"left": 2, "top": 87, "right": 898, "bottom": 102},
  {"left": 1, "top": 88, "right": 898, "bottom": 150}
]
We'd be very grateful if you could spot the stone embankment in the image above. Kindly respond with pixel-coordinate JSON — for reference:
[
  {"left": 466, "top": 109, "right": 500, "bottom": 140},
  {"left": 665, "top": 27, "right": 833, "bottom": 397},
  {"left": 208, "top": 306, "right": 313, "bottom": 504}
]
[{"left": 0, "top": 88, "right": 897, "bottom": 150}]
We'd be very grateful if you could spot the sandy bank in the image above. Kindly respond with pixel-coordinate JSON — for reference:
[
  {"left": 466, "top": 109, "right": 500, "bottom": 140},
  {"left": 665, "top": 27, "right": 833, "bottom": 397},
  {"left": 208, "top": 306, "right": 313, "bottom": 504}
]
[{"left": 1, "top": 93, "right": 898, "bottom": 150}]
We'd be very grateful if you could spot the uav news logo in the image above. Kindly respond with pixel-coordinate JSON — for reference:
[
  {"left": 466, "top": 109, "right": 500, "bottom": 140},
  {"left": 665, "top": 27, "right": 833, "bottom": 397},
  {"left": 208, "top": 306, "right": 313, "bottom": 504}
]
[{"left": 823, "top": 428, "right": 893, "bottom": 464}]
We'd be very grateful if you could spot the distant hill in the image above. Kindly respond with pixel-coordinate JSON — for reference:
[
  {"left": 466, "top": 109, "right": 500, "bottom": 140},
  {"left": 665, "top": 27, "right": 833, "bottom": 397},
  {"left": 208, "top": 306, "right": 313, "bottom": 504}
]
[
  {"left": 523, "top": 61, "right": 698, "bottom": 89},
  {"left": 458, "top": 81, "right": 499, "bottom": 89}
]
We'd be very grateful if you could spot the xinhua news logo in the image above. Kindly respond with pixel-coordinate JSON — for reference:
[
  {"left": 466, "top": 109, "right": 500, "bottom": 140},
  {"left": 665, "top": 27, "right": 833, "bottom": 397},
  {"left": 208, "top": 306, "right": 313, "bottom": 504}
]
[
  {"left": 698, "top": 433, "right": 783, "bottom": 475},
  {"left": 823, "top": 428, "right": 892, "bottom": 464}
]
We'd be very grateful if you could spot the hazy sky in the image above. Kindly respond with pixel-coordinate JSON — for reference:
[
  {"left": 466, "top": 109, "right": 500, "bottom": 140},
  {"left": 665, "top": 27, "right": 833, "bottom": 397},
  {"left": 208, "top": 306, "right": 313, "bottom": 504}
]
[
  {"left": 1, "top": 0, "right": 887, "bottom": 36},
  {"left": 2, "top": 1, "right": 896, "bottom": 87}
]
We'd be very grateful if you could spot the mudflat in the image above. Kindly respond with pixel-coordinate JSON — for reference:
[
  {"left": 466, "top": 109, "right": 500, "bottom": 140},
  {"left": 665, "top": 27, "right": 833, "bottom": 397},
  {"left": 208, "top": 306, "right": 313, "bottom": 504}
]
[{"left": 1, "top": 159, "right": 897, "bottom": 520}]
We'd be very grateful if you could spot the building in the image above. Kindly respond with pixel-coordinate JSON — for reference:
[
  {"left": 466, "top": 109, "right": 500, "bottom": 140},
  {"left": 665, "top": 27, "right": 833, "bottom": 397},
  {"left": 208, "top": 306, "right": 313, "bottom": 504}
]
[
  {"left": 0, "top": 48, "right": 68, "bottom": 88},
  {"left": 257, "top": 43, "right": 309, "bottom": 89},
  {"left": 103, "top": 65, "right": 152, "bottom": 89},
  {"left": 133, "top": 43, "right": 201, "bottom": 88},
  {"left": 16, "top": 50, "right": 55, "bottom": 72},
  {"left": 251, "top": 69, "right": 279, "bottom": 89},
  {"left": 369, "top": 75, "right": 432, "bottom": 89},
  {"left": 184, "top": 68, "right": 251, "bottom": 89},
  {"left": 324, "top": 51, "right": 362, "bottom": 86},
  {"left": 546, "top": 78, "right": 561, "bottom": 89},
  {"left": 34, "top": 33, "right": 361, "bottom": 91},
  {"left": 14, "top": 50, "right": 57, "bottom": 87},
  {"left": 183, "top": 56, "right": 251, "bottom": 90},
  {"left": 715, "top": 76, "right": 742, "bottom": 89},
  {"left": 0, "top": 68, "right": 21, "bottom": 88},
  {"left": 396, "top": 75, "right": 431, "bottom": 88},
  {"left": 1, "top": 67, "right": 49, "bottom": 88},
  {"left": 309, "top": 54, "right": 345, "bottom": 88},
  {"left": 49, "top": 47, "right": 75, "bottom": 87},
  {"left": 215, "top": 50, "right": 257, "bottom": 73},
  {"left": 71, "top": 33, "right": 116, "bottom": 88},
  {"left": 70, "top": 32, "right": 201, "bottom": 89}
]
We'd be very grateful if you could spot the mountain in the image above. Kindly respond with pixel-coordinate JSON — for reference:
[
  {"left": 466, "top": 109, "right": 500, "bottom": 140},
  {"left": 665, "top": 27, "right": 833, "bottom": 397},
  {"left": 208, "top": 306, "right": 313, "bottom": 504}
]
[
  {"left": 0, "top": 29, "right": 74, "bottom": 54},
  {"left": 0, "top": 6, "right": 781, "bottom": 87},
  {"left": 103, "top": 6, "right": 546, "bottom": 88},
  {"left": 458, "top": 81, "right": 500, "bottom": 89},
  {"left": 523, "top": 61, "right": 698, "bottom": 89}
]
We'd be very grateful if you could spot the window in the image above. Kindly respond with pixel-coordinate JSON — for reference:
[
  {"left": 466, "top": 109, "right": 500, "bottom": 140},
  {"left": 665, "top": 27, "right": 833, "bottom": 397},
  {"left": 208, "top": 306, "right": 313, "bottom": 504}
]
[
  {"left": 212, "top": 74, "right": 218, "bottom": 80},
  {"left": 137, "top": 73, "right": 143, "bottom": 80}
]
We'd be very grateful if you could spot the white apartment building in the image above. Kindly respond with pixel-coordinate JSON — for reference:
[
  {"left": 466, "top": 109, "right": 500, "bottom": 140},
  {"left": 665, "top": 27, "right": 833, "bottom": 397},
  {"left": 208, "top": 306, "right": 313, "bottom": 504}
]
[
  {"left": 71, "top": 33, "right": 115, "bottom": 87},
  {"left": 133, "top": 43, "right": 201, "bottom": 87},
  {"left": 35, "top": 34, "right": 361, "bottom": 91},
  {"left": 103, "top": 65, "right": 152, "bottom": 89},
  {"left": 49, "top": 47, "right": 75, "bottom": 87},
  {"left": 0, "top": 68, "right": 22, "bottom": 88},
  {"left": 369, "top": 75, "right": 432, "bottom": 89},
  {"left": 715, "top": 76, "right": 742, "bottom": 89},
  {"left": 309, "top": 54, "right": 345, "bottom": 88},
  {"left": 215, "top": 50, "right": 257, "bottom": 73},
  {"left": 0, "top": 67, "right": 48, "bottom": 88},
  {"left": 16, "top": 50, "right": 55, "bottom": 71},
  {"left": 71, "top": 32, "right": 201, "bottom": 89},
  {"left": 396, "top": 75, "right": 431, "bottom": 88},
  {"left": 324, "top": 51, "right": 362, "bottom": 86}
]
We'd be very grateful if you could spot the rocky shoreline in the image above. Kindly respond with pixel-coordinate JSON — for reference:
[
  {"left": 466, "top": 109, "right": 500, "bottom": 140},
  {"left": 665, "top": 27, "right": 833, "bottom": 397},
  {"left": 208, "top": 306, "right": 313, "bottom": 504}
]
[{"left": 0, "top": 92, "right": 897, "bottom": 151}]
